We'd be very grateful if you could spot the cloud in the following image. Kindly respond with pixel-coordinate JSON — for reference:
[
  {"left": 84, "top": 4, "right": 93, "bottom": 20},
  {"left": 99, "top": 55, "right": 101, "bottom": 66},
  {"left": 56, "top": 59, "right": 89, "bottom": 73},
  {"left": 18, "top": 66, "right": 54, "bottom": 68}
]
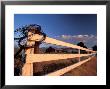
[
  {"left": 61, "top": 35, "right": 72, "bottom": 39},
  {"left": 54, "top": 34, "right": 97, "bottom": 48},
  {"left": 56, "top": 34, "right": 96, "bottom": 40}
]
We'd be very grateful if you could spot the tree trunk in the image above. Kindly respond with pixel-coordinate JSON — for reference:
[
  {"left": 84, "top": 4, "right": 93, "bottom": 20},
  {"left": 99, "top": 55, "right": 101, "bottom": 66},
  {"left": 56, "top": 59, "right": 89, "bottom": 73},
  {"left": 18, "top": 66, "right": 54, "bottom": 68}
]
[
  {"left": 14, "top": 46, "right": 24, "bottom": 58},
  {"left": 34, "top": 41, "right": 40, "bottom": 54}
]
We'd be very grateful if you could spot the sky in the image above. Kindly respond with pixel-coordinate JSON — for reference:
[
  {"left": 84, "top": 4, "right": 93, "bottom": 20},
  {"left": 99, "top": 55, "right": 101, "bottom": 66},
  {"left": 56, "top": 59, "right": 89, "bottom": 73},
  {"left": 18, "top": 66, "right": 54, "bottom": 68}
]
[{"left": 14, "top": 14, "right": 97, "bottom": 48}]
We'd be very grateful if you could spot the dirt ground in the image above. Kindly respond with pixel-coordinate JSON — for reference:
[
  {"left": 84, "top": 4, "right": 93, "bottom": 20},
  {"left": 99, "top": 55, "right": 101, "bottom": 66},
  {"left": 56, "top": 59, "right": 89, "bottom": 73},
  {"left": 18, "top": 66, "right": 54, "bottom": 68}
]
[
  {"left": 62, "top": 57, "right": 97, "bottom": 76},
  {"left": 33, "top": 56, "right": 97, "bottom": 76}
]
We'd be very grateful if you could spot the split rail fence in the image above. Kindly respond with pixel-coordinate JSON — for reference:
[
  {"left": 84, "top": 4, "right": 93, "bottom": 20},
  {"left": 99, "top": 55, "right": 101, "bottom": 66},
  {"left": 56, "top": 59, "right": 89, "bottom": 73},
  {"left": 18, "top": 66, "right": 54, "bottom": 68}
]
[{"left": 22, "top": 33, "right": 96, "bottom": 76}]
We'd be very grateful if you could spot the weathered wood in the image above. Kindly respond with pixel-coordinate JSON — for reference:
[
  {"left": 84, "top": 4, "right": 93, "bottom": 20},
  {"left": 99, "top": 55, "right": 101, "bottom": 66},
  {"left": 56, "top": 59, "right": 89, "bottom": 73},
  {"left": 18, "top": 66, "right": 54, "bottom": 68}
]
[
  {"left": 22, "top": 31, "right": 96, "bottom": 76},
  {"left": 45, "top": 57, "right": 92, "bottom": 76},
  {"left": 22, "top": 31, "right": 35, "bottom": 76},
  {"left": 22, "top": 63, "right": 33, "bottom": 76},
  {"left": 78, "top": 49, "right": 80, "bottom": 62},
  {"left": 34, "top": 41, "right": 40, "bottom": 54},
  {"left": 26, "top": 54, "right": 93, "bottom": 63},
  {"left": 29, "top": 34, "right": 95, "bottom": 52}
]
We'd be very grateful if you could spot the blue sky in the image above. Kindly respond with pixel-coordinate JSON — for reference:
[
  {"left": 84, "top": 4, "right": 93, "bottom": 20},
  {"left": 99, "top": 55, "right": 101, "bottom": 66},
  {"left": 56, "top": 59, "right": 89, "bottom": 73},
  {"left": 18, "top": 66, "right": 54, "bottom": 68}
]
[{"left": 14, "top": 14, "right": 97, "bottom": 48}]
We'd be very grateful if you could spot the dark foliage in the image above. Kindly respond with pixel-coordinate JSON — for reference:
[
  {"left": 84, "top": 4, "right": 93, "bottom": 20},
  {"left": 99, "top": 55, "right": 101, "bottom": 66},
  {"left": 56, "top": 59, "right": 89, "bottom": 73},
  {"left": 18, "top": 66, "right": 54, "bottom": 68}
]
[
  {"left": 14, "top": 24, "right": 46, "bottom": 76},
  {"left": 14, "top": 24, "right": 46, "bottom": 57},
  {"left": 77, "top": 42, "right": 88, "bottom": 54},
  {"left": 45, "top": 46, "right": 56, "bottom": 53},
  {"left": 92, "top": 45, "right": 97, "bottom": 51},
  {"left": 77, "top": 42, "right": 87, "bottom": 48}
]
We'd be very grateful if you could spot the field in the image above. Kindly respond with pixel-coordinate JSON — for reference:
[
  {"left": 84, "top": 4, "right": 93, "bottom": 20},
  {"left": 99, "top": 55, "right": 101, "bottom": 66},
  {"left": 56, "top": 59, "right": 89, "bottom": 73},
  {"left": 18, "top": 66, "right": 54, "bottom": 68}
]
[
  {"left": 14, "top": 46, "right": 96, "bottom": 76},
  {"left": 33, "top": 56, "right": 96, "bottom": 76},
  {"left": 63, "top": 56, "right": 97, "bottom": 76}
]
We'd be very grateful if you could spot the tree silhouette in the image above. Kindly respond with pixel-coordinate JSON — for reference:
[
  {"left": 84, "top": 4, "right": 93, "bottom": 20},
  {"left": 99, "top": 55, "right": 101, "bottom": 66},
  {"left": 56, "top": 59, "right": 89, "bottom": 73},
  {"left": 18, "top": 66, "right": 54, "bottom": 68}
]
[
  {"left": 14, "top": 24, "right": 46, "bottom": 76},
  {"left": 45, "top": 46, "right": 55, "bottom": 53},
  {"left": 14, "top": 24, "right": 46, "bottom": 58},
  {"left": 92, "top": 45, "right": 97, "bottom": 51},
  {"left": 77, "top": 42, "right": 87, "bottom": 54},
  {"left": 77, "top": 42, "right": 87, "bottom": 48}
]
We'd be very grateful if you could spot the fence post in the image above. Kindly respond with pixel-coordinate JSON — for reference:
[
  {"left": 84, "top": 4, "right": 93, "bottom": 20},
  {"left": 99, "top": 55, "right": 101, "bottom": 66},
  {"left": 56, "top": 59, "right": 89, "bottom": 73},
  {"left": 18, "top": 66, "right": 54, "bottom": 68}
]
[
  {"left": 78, "top": 49, "right": 80, "bottom": 62},
  {"left": 22, "top": 31, "right": 35, "bottom": 76},
  {"left": 22, "top": 62, "right": 33, "bottom": 76},
  {"left": 22, "top": 30, "right": 41, "bottom": 76},
  {"left": 88, "top": 51, "right": 89, "bottom": 54},
  {"left": 22, "top": 47, "right": 34, "bottom": 76}
]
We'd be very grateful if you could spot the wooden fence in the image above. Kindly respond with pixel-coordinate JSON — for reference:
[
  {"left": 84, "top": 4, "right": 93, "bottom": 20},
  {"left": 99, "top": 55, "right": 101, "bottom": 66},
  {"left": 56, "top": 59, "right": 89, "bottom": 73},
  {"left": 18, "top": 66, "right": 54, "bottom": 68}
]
[{"left": 22, "top": 33, "right": 96, "bottom": 76}]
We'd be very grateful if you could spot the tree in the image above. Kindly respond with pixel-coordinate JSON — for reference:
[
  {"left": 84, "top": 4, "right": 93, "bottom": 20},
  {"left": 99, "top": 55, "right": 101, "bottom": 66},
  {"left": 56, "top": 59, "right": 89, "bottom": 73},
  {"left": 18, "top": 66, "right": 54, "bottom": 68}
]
[
  {"left": 14, "top": 24, "right": 46, "bottom": 76},
  {"left": 92, "top": 45, "right": 97, "bottom": 51},
  {"left": 77, "top": 42, "right": 87, "bottom": 48},
  {"left": 45, "top": 46, "right": 55, "bottom": 53},
  {"left": 77, "top": 42, "right": 87, "bottom": 54},
  {"left": 14, "top": 24, "right": 46, "bottom": 58}
]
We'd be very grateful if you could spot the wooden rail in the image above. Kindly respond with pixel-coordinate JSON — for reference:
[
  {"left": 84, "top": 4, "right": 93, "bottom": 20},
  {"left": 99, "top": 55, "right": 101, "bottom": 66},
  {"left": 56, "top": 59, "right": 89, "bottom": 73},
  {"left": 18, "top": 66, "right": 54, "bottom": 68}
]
[
  {"left": 29, "top": 34, "right": 95, "bottom": 52},
  {"left": 45, "top": 57, "right": 92, "bottom": 76},
  {"left": 26, "top": 54, "right": 92, "bottom": 63}
]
